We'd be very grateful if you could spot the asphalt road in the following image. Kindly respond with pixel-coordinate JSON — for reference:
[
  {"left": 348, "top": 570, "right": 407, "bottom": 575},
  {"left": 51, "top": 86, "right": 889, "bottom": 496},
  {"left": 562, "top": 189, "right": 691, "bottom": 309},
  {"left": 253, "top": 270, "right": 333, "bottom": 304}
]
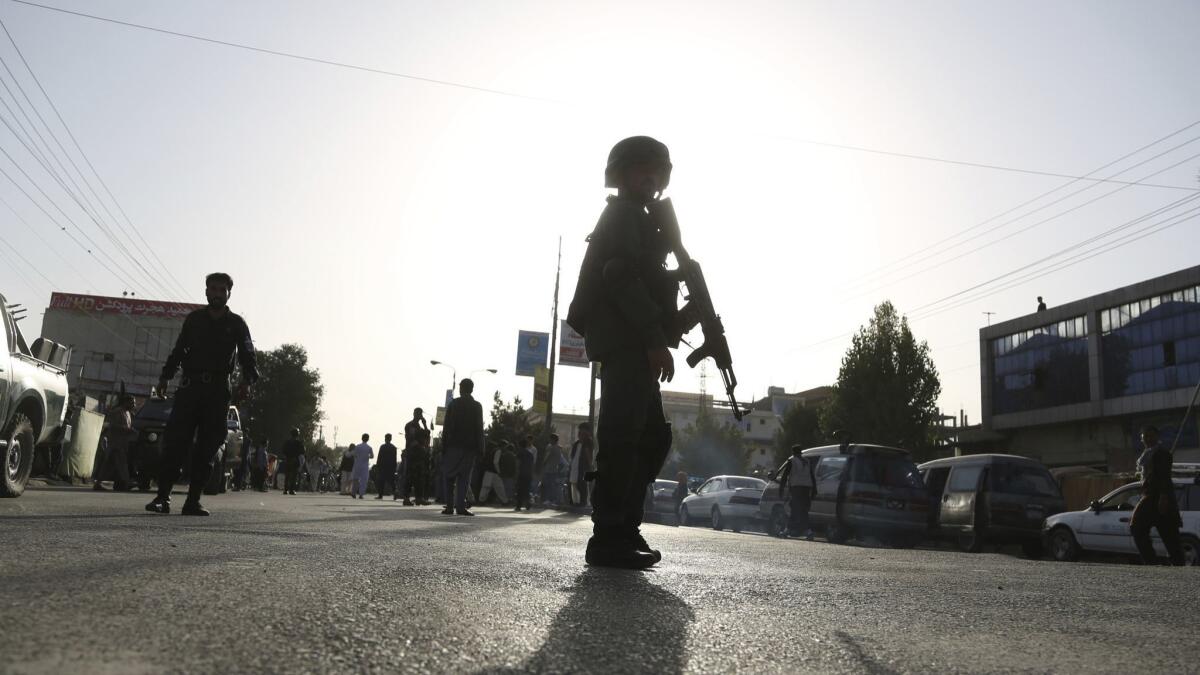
[{"left": 1, "top": 486, "right": 1197, "bottom": 674}]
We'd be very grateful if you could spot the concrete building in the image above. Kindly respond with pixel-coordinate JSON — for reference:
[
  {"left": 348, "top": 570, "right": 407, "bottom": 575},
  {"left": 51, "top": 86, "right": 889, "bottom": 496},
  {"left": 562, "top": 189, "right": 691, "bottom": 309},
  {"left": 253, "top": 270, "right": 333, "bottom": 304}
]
[
  {"left": 979, "top": 264, "right": 1200, "bottom": 469},
  {"left": 41, "top": 292, "right": 202, "bottom": 401}
]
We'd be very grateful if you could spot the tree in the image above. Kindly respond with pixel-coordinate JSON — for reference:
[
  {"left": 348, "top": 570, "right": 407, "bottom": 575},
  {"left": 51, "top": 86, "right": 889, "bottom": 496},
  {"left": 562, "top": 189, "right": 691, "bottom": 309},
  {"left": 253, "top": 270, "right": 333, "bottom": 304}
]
[
  {"left": 674, "top": 410, "right": 746, "bottom": 478},
  {"left": 821, "top": 301, "right": 941, "bottom": 452},
  {"left": 485, "top": 392, "right": 543, "bottom": 450},
  {"left": 241, "top": 343, "right": 324, "bottom": 449},
  {"left": 774, "top": 403, "right": 826, "bottom": 466}
]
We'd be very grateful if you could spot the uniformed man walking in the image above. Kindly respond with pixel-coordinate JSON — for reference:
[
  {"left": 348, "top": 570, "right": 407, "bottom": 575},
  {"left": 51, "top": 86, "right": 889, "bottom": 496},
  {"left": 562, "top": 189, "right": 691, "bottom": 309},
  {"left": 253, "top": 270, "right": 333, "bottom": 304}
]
[
  {"left": 146, "top": 272, "right": 258, "bottom": 516},
  {"left": 1129, "top": 425, "right": 1185, "bottom": 565},
  {"left": 376, "top": 433, "right": 398, "bottom": 500},
  {"left": 281, "top": 428, "right": 305, "bottom": 496},
  {"left": 440, "top": 379, "right": 484, "bottom": 516},
  {"left": 566, "top": 136, "right": 682, "bottom": 568}
]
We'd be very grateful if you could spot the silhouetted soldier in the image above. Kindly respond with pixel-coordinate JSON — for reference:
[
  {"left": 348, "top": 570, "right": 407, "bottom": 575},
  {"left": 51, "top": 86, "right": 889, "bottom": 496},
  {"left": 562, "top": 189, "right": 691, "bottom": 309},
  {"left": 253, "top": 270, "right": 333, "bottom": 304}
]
[
  {"left": 1037, "top": 296, "right": 1047, "bottom": 312},
  {"left": 565, "top": 136, "right": 682, "bottom": 568},
  {"left": 1130, "top": 425, "right": 1185, "bottom": 565},
  {"left": 440, "top": 379, "right": 484, "bottom": 516},
  {"left": 146, "top": 272, "right": 258, "bottom": 516}
]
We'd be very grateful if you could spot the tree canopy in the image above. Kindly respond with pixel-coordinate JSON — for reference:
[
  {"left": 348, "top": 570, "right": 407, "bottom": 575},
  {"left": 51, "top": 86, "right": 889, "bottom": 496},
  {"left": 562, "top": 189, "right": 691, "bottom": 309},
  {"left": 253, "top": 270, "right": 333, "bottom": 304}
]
[
  {"left": 774, "top": 403, "right": 826, "bottom": 466},
  {"left": 485, "top": 392, "right": 543, "bottom": 450},
  {"left": 821, "top": 301, "right": 942, "bottom": 451},
  {"left": 241, "top": 343, "right": 324, "bottom": 451},
  {"left": 674, "top": 410, "right": 746, "bottom": 478}
]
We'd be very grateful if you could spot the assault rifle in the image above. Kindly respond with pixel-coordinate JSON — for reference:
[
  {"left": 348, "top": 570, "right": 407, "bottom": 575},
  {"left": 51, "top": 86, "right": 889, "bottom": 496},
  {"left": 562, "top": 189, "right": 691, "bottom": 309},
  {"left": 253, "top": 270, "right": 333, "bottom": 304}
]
[{"left": 648, "top": 198, "right": 746, "bottom": 421}]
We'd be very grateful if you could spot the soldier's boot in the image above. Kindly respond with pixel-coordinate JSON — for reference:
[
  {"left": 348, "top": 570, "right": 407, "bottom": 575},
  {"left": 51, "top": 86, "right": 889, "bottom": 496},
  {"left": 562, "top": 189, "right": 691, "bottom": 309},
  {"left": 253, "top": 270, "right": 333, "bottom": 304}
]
[
  {"left": 629, "top": 530, "right": 662, "bottom": 564},
  {"left": 144, "top": 497, "right": 170, "bottom": 514},
  {"left": 181, "top": 483, "right": 210, "bottom": 516},
  {"left": 585, "top": 535, "right": 658, "bottom": 570}
]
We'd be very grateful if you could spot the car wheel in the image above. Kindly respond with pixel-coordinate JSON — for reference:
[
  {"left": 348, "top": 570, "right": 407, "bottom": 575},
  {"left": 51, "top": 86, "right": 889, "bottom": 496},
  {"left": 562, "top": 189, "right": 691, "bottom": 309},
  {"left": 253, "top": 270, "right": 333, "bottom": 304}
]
[
  {"left": 1181, "top": 535, "right": 1200, "bottom": 566},
  {"left": 1049, "top": 527, "right": 1080, "bottom": 562},
  {"left": 956, "top": 529, "right": 985, "bottom": 553},
  {"left": 1, "top": 413, "right": 36, "bottom": 498},
  {"left": 767, "top": 506, "right": 788, "bottom": 538},
  {"left": 679, "top": 505, "right": 692, "bottom": 527},
  {"left": 826, "top": 521, "right": 851, "bottom": 544},
  {"left": 711, "top": 507, "right": 725, "bottom": 531},
  {"left": 1021, "top": 539, "right": 1044, "bottom": 559}
]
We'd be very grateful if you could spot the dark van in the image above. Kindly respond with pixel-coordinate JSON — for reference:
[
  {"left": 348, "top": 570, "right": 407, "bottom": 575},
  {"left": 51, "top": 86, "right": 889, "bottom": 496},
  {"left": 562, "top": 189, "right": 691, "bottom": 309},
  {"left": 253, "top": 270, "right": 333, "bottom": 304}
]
[
  {"left": 918, "top": 454, "right": 1065, "bottom": 557},
  {"left": 760, "top": 444, "right": 929, "bottom": 546}
]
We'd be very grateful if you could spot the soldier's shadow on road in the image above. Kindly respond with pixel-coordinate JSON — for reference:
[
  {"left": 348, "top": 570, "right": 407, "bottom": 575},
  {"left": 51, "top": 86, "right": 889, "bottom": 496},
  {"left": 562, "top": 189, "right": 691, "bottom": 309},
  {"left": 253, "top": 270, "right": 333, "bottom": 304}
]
[{"left": 482, "top": 567, "right": 694, "bottom": 674}]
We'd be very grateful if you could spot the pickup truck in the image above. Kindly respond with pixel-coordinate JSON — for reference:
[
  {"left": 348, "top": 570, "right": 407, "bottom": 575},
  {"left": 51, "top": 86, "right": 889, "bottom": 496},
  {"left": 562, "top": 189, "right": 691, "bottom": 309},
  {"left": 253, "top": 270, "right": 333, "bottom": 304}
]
[{"left": 2, "top": 295, "right": 71, "bottom": 497}]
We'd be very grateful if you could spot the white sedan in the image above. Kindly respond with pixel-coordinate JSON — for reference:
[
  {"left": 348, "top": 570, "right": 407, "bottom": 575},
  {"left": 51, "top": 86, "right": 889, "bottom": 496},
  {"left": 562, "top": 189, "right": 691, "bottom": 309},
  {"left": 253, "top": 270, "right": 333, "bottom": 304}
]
[
  {"left": 1043, "top": 479, "right": 1200, "bottom": 565},
  {"left": 679, "top": 475, "right": 766, "bottom": 533}
]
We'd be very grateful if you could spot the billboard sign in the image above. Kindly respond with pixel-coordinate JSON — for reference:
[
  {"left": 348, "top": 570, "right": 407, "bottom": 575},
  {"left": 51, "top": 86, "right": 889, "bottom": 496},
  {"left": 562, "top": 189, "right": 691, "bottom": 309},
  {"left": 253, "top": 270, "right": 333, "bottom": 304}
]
[
  {"left": 558, "top": 320, "right": 589, "bottom": 367},
  {"left": 515, "top": 330, "right": 549, "bottom": 377}
]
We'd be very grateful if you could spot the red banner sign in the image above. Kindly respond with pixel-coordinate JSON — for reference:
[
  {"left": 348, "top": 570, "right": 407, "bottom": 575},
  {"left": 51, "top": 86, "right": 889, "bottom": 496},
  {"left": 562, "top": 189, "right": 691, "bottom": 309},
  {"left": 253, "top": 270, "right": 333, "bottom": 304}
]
[{"left": 49, "top": 292, "right": 203, "bottom": 320}]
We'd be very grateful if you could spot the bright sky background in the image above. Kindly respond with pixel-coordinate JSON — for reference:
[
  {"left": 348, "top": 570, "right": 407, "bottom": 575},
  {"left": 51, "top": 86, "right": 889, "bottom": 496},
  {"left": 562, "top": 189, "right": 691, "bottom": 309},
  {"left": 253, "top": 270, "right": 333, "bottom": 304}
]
[{"left": 1, "top": 1, "right": 1199, "bottom": 444}]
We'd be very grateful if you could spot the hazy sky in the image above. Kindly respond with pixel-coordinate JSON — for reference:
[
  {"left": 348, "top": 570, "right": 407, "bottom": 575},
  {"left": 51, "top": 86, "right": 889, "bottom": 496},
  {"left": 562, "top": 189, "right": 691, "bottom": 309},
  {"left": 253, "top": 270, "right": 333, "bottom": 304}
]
[{"left": 2, "top": 1, "right": 1199, "bottom": 444}]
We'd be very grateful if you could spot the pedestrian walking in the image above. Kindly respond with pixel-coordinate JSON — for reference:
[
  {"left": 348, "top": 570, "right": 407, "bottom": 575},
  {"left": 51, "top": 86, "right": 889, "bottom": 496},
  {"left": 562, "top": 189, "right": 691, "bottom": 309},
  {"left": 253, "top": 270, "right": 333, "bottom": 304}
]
[
  {"left": 281, "top": 428, "right": 305, "bottom": 496},
  {"left": 565, "top": 136, "right": 681, "bottom": 568},
  {"left": 232, "top": 435, "right": 250, "bottom": 491},
  {"left": 1129, "top": 425, "right": 1185, "bottom": 565},
  {"left": 777, "top": 445, "right": 816, "bottom": 539},
  {"left": 477, "top": 443, "right": 509, "bottom": 506},
  {"left": 672, "top": 471, "right": 689, "bottom": 526},
  {"left": 402, "top": 409, "right": 430, "bottom": 505},
  {"left": 515, "top": 435, "right": 537, "bottom": 511},
  {"left": 540, "top": 434, "right": 566, "bottom": 506},
  {"left": 376, "top": 433, "right": 398, "bottom": 500},
  {"left": 440, "top": 379, "right": 485, "bottom": 516},
  {"left": 145, "top": 272, "right": 258, "bottom": 517},
  {"left": 93, "top": 392, "right": 136, "bottom": 492},
  {"left": 250, "top": 438, "right": 269, "bottom": 491},
  {"left": 339, "top": 446, "right": 354, "bottom": 495},
  {"left": 499, "top": 441, "right": 517, "bottom": 504},
  {"left": 568, "top": 423, "right": 594, "bottom": 508},
  {"left": 351, "top": 434, "right": 373, "bottom": 499}
]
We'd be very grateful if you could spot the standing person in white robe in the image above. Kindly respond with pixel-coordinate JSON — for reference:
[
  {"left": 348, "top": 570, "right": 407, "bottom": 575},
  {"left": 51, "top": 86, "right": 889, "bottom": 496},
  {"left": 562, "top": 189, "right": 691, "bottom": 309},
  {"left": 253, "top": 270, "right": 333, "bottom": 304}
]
[{"left": 351, "top": 433, "right": 374, "bottom": 499}]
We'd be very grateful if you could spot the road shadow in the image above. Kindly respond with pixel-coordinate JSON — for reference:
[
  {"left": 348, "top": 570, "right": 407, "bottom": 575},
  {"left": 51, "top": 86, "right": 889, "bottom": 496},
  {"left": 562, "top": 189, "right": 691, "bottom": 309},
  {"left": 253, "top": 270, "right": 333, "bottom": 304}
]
[{"left": 482, "top": 567, "right": 694, "bottom": 674}]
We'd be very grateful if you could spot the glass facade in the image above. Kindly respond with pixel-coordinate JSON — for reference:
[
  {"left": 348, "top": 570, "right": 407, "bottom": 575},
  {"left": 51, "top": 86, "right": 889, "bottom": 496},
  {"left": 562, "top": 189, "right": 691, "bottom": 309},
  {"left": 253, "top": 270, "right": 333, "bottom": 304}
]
[
  {"left": 991, "top": 316, "right": 1090, "bottom": 415},
  {"left": 1101, "top": 284, "right": 1200, "bottom": 398}
]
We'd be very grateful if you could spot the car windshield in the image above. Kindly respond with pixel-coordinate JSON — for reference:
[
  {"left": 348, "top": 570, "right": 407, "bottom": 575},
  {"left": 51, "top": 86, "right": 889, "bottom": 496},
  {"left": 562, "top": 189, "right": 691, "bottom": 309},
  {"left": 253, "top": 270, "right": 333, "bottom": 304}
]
[
  {"left": 989, "top": 464, "right": 1061, "bottom": 498},
  {"left": 134, "top": 399, "right": 173, "bottom": 423},
  {"left": 725, "top": 477, "right": 766, "bottom": 490},
  {"left": 851, "top": 457, "right": 925, "bottom": 489}
]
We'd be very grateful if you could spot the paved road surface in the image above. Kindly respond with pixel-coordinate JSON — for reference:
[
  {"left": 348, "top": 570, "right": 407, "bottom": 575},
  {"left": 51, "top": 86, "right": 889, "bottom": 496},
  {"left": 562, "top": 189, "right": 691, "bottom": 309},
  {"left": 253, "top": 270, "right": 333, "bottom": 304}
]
[{"left": 1, "top": 487, "right": 1196, "bottom": 674}]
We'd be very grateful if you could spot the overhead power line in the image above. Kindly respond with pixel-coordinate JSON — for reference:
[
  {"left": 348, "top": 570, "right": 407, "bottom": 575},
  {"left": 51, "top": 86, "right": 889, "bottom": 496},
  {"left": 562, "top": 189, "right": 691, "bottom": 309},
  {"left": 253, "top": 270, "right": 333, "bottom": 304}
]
[{"left": 14, "top": 0, "right": 1200, "bottom": 192}]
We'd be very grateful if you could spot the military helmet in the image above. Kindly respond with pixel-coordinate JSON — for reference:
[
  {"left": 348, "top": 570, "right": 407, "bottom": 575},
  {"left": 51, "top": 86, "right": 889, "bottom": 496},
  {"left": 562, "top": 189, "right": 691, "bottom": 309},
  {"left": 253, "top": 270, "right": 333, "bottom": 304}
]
[{"left": 604, "top": 136, "right": 672, "bottom": 189}]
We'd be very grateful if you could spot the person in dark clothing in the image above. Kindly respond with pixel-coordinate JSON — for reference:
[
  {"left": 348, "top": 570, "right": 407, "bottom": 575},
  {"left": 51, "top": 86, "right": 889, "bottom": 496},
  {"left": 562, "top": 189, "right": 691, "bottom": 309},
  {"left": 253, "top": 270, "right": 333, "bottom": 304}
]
[
  {"left": 402, "top": 409, "right": 430, "bottom": 505},
  {"left": 280, "top": 428, "right": 305, "bottom": 495},
  {"left": 94, "top": 393, "right": 136, "bottom": 492},
  {"left": 440, "top": 379, "right": 485, "bottom": 516},
  {"left": 777, "top": 445, "right": 816, "bottom": 539},
  {"left": 515, "top": 435, "right": 537, "bottom": 511},
  {"left": 1037, "top": 296, "right": 1047, "bottom": 312},
  {"left": 565, "top": 136, "right": 681, "bottom": 569},
  {"left": 250, "top": 438, "right": 269, "bottom": 491},
  {"left": 1129, "top": 425, "right": 1185, "bottom": 566},
  {"left": 146, "top": 272, "right": 258, "bottom": 516},
  {"left": 376, "top": 433, "right": 398, "bottom": 500},
  {"left": 671, "top": 471, "right": 689, "bottom": 527}
]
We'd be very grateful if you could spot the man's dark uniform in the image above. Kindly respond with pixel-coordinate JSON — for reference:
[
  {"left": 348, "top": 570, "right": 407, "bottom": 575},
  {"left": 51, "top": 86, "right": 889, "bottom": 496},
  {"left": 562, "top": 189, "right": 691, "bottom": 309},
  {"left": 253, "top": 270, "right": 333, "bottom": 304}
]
[
  {"left": 569, "top": 187, "right": 679, "bottom": 561},
  {"left": 281, "top": 436, "right": 305, "bottom": 494},
  {"left": 154, "top": 307, "right": 258, "bottom": 509},
  {"left": 1130, "top": 441, "right": 1185, "bottom": 565},
  {"left": 376, "top": 439, "right": 398, "bottom": 499},
  {"left": 402, "top": 420, "right": 430, "bottom": 504}
]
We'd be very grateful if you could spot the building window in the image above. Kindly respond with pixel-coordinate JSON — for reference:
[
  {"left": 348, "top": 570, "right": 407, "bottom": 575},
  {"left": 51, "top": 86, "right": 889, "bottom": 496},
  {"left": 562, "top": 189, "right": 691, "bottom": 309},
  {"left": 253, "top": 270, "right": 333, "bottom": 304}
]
[
  {"left": 991, "top": 315, "right": 1090, "bottom": 414},
  {"left": 1101, "top": 284, "right": 1200, "bottom": 398}
]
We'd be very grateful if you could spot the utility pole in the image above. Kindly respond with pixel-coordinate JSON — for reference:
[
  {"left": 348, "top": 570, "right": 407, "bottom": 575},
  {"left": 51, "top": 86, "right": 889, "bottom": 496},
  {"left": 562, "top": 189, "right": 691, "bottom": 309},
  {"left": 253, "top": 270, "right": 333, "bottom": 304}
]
[{"left": 544, "top": 236, "right": 561, "bottom": 442}]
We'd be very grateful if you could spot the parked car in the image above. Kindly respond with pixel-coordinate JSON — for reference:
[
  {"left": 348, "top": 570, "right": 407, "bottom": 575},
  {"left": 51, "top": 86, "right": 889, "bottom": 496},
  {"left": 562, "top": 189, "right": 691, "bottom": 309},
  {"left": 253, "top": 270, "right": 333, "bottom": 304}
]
[
  {"left": 130, "top": 396, "right": 243, "bottom": 494},
  {"left": 644, "top": 479, "right": 679, "bottom": 519},
  {"left": 1043, "top": 479, "right": 1200, "bottom": 565},
  {"left": 679, "top": 475, "right": 765, "bottom": 532},
  {"left": 759, "top": 444, "right": 929, "bottom": 546},
  {"left": 919, "top": 454, "right": 1065, "bottom": 557},
  {"left": 1, "top": 294, "right": 71, "bottom": 497}
]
